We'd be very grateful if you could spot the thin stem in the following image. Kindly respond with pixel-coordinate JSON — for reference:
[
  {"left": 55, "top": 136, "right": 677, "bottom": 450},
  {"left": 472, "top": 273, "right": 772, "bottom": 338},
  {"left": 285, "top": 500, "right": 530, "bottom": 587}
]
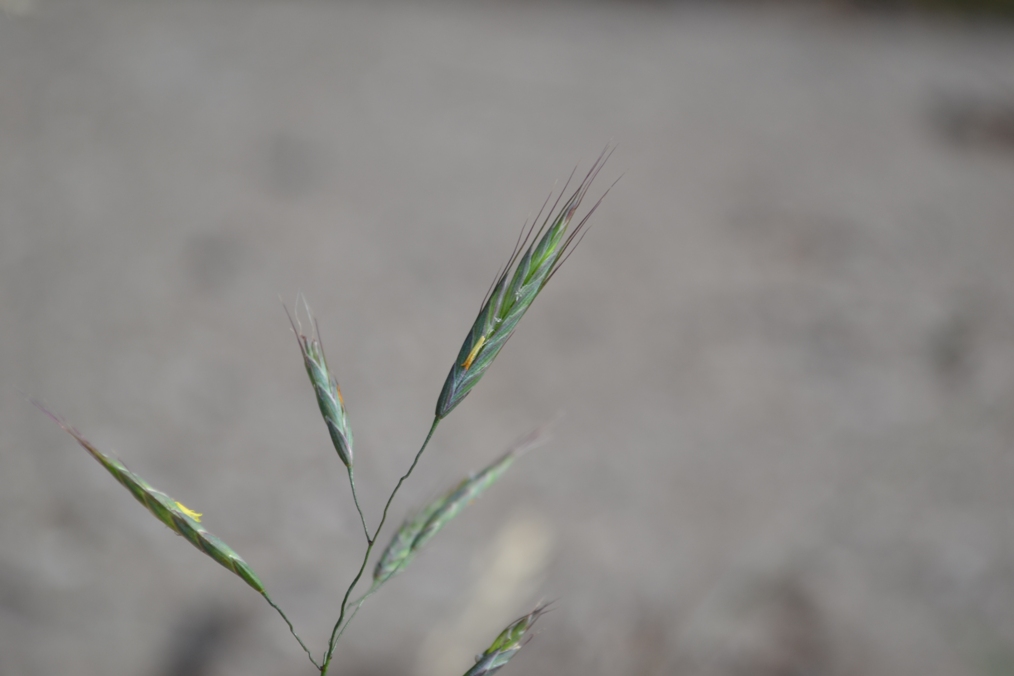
[
  {"left": 263, "top": 593, "right": 320, "bottom": 670},
  {"left": 372, "top": 418, "right": 440, "bottom": 544},
  {"left": 347, "top": 468, "right": 371, "bottom": 544},
  {"left": 330, "top": 587, "right": 375, "bottom": 647},
  {"left": 320, "top": 539, "right": 374, "bottom": 673},
  {"left": 345, "top": 584, "right": 376, "bottom": 612},
  {"left": 320, "top": 418, "right": 440, "bottom": 675}
]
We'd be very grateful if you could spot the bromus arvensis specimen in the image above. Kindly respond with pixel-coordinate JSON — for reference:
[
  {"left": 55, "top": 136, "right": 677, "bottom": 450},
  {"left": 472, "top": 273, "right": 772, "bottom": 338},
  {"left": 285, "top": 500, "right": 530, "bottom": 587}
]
[{"left": 38, "top": 149, "right": 613, "bottom": 675}]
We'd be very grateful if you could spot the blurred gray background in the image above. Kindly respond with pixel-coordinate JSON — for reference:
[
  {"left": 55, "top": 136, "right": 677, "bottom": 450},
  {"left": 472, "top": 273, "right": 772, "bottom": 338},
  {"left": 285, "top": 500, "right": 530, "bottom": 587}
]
[{"left": 3, "top": 1, "right": 1014, "bottom": 675}]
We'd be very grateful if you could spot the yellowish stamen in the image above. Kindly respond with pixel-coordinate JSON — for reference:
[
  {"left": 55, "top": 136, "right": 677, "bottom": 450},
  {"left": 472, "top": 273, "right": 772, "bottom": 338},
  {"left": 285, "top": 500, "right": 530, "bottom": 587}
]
[
  {"left": 175, "top": 502, "right": 203, "bottom": 522},
  {"left": 335, "top": 382, "right": 345, "bottom": 406},
  {"left": 462, "top": 335, "right": 487, "bottom": 370}
]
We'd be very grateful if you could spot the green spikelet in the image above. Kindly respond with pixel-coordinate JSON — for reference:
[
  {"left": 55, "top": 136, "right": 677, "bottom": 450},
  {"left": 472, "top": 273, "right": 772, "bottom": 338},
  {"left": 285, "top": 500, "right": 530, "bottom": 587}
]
[
  {"left": 436, "top": 150, "right": 613, "bottom": 419},
  {"left": 286, "top": 298, "right": 354, "bottom": 469},
  {"left": 411, "top": 449, "right": 516, "bottom": 549},
  {"left": 374, "top": 426, "right": 547, "bottom": 586},
  {"left": 463, "top": 605, "right": 549, "bottom": 676},
  {"left": 372, "top": 495, "right": 442, "bottom": 586},
  {"left": 372, "top": 451, "right": 515, "bottom": 586},
  {"left": 39, "top": 407, "right": 266, "bottom": 593}
]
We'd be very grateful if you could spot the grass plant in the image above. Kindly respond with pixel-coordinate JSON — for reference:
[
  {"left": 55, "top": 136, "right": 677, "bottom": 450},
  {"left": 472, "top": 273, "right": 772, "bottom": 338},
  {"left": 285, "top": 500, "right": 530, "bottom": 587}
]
[{"left": 37, "top": 149, "right": 613, "bottom": 675}]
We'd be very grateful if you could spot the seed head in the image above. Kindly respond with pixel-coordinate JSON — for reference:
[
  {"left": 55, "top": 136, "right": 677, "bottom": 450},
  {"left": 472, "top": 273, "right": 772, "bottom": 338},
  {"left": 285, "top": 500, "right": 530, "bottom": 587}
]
[
  {"left": 411, "top": 449, "right": 517, "bottom": 549},
  {"left": 435, "top": 149, "right": 614, "bottom": 419},
  {"left": 37, "top": 404, "right": 266, "bottom": 594},
  {"left": 462, "top": 604, "right": 549, "bottom": 676},
  {"left": 286, "top": 298, "right": 354, "bottom": 469},
  {"left": 373, "top": 494, "right": 442, "bottom": 586},
  {"left": 374, "top": 425, "right": 548, "bottom": 586}
]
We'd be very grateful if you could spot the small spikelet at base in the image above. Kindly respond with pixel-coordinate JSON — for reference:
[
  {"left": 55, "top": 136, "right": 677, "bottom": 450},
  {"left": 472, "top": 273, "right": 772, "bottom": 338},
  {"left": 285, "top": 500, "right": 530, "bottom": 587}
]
[{"left": 461, "top": 604, "right": 549, "bottom": 676}]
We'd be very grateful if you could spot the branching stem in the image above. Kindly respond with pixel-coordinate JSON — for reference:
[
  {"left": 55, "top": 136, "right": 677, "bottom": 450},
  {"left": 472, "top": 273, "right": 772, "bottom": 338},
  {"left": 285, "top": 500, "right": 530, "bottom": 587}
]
[
  {"left": 331, "top": 589, "right": 373, "bottom": 646},
  {"left": 319, "top": 417, "right": 440, "bottom": 675}
]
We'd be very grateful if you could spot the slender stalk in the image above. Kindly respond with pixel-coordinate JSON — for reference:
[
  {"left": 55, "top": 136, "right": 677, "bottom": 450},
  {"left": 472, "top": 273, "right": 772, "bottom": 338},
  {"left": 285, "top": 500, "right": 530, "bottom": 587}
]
[
  {"left": 320, "top": 418, "right": 440, "bottom": 675},
  {"left": 373, "top": 418, "right": 440, "bottom": 544},
  {"left": 320, "top": 539, "right": 373, "bottom": 672},
  {"left": 347, "top": 468, "right": 371, "bottom": 544},
  {"left": 330, "top": 590, "right": 373, "bottom": 647},
  {"left": 344, "top": 585, "right": 376, "bottom": 615},
  {"left": 263, "top": 593, "right": 320, "bottom": 670}
]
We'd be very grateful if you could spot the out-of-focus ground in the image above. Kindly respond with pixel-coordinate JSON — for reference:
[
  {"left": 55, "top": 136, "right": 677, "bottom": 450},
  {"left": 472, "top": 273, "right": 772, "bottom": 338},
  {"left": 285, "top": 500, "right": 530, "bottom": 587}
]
[{"left": 2, "top": 1, "right": 1014, "bottom": 675}]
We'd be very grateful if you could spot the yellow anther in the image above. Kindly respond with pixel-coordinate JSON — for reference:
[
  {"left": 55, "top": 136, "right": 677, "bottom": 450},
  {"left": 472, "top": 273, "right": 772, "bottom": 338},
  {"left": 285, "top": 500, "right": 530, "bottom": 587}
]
[
  {"left": 462, "top": 335, "right": 487, "bottom": 370},
  {"left": 175, "top": 502, "right": 203, "bottom": 522}
]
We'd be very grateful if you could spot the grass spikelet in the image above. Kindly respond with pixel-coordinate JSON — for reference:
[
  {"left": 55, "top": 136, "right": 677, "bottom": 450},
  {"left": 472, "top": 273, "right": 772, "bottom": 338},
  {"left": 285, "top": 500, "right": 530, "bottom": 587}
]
[
  {"left": 286, "top": 297, "right": 354, "bottom": 469},
  {"left": 435, "top": 148, "right": 614, "bottom": 419},
  {"left": 372, "top": 494, "right": 442, "bottom": 586},
  {"left": 409, "top": 450, "right": 516, "bottom": 549},
  {"left": 35, "top": 403, "right": 266, "bottom": 594},
  {"left": 462, "top": 604, "right": 549, "bottom": 676},
  {"left": 373, "top": 425, "right": 548, "bottom": 587}
]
